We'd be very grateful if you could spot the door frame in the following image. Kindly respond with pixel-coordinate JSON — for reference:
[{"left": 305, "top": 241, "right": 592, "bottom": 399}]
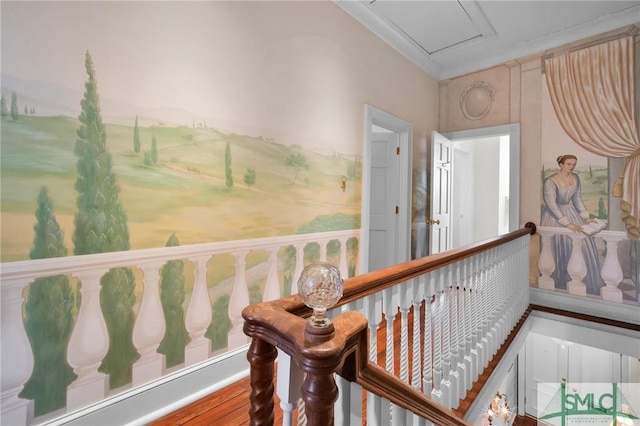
[
  {"left": 361, "top": 105, "right": 413, "bottom": 273},
  {"left": 444, "top": 123, "right": 521, "bottom": 234}
]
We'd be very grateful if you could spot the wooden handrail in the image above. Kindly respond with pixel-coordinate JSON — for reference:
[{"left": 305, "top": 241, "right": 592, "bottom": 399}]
[
  {"left": 282, "top": 222, "right": 535, "bottom": 317},
  {"left": 242, "top": 223, "right": 536, "bottom": 425}
]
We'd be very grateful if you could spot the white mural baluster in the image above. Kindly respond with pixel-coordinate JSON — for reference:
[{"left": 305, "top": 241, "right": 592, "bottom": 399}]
[
  {"left": 600, "top": 235, "right": 624, "bottom": 303},
  {"left": 132, "top": 262, "right": 166, "bottom": 385},
  {"left": 67, "top": 269, "right": 110, "bottom": 411},
  {"left": 185, "top": 256, "right": 213, "bottom": 366},
  {"left": 1, "top": 278, "right": 34, "bottom": 425},
  {"left": 262, "top": 247, "right": 281, "bottom": 302},
  {"left": 319, "top": 239, "right": 328, "bottom": 262},
  {"left": 567, "top": 234, "right": 588, "bottom": 296},
  {"left": 292, "top": 243, "right": 306, "bottom": 295},
  {"left": 228, "top": 250, "right": 250, "bottom": 349},
  {"left": 538, "top": 231, "right": 557, "bottom": 290},
  {"left": 339, "top": 237, "right": 349, "bottom": 277}
]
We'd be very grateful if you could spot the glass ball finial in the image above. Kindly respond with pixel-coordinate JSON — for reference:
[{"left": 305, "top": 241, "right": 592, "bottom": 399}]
[{"left": 297, "top": 262, "right": 344, "bottom": 328}]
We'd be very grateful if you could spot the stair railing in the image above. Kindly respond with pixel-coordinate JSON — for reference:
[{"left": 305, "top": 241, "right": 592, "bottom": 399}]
[{"left": 242, "top": 223, "right": 536, "bottom": 425}]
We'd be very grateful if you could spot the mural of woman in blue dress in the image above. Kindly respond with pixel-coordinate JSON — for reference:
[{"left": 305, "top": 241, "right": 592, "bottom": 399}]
[{"left": 541, "top": 154, "right": 603, "bottom": 295}]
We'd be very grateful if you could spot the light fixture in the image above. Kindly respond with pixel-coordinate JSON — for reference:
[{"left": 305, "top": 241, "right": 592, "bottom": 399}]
[{"left": 486, "top": 392, "right": 511, "bottom": 425}]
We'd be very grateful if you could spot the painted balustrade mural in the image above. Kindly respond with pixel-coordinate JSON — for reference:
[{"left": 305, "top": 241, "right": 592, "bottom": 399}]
[
  {"left": 0, "top": 2, "right": 365, "bottom": 421},
  {"left": 539, "top": 71, "right": 638, "bottom": 305}
]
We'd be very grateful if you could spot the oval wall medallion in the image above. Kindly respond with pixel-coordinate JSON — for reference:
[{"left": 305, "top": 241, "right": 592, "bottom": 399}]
[{"left": 459, "top": 81, "right": 496, "bottom": 120}]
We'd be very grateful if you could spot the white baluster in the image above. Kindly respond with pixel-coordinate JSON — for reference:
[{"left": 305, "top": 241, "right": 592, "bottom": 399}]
[
  {"left": 600, "top": 235, "right": 624, "bottom": 303},
  {"left": 228, "top": 251, "right": 250, "bottom": 349},
  {"left": 297, "top": 397, "right": 307, "bottom": 426},
  {"left": 291, "top": 243, "right": 305, "bottom": 295},
  {"left": 132, "top": 262, "right": 166, "bottom": 385},
  {"left": 450, "top": 264, "right": 464, "bottom": 404},
  {"left": 67, "top": 269, "right": 110, "bottom": 410},
  {"left": 277, "top": 350, "right": 303, "bottom": 426},
  {"left": 262, "top": 247, "right": 281, "bottom": 302},
  {"left": 382, "top": 287, "right": 396, "bottom": 376},
  {"left": 471, "top": 256, "right": 483, "bottom": 380},
  {"left": 411, "top": 277, "right": 423, "bottom": 390},
  {"left": 461, "top": 258, "right": 473, "bottom": 392},
  {"left": 399, "top": 281, "right": 411, "bottom": 384},
  {"left": 185, "top": 256, "right": 213, "bottom": 365},
  {"left": 479, "top": 253, "right": 490, "bottom": 369},
  {"left": 538, "top": 231, "right": 556, "bottom": 290},
  {"left": 364, "top": 293, "right": 381, "bottom": 363},
  {"left": 1, "top": 278, "right": 34, "bottom": 425},
  {"left": 440, "top": 274, "right": 453, "bottom": 408},
  {"left": 567, "top": 234, "right": 588, "bottom": 296},
  {"left": 422, "top": 291, "right": 433, "bottom": 395},
  {"left": 335, "top": 376, "right": 362, "bottom": 426},
  {"left": 430, "top": 287, "right": 443, "bottom": 403}
]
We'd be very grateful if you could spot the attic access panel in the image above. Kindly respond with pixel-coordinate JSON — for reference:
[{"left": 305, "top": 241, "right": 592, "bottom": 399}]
[{"left": 369, "top": 0, "right": 494, "bottom": 55}]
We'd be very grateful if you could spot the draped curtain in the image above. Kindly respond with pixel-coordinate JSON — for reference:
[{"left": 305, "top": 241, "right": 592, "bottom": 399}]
[{"left": 545, "top": 36, "right": 640, "bottom": 238}]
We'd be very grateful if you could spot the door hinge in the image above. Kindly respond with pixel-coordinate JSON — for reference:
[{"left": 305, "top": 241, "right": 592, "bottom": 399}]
[
  {"left": 396, "top": 146, "right": 400, "bottom": 155},
  {"left": 395, "top": 206, "right": 399, "bottom": 214}
]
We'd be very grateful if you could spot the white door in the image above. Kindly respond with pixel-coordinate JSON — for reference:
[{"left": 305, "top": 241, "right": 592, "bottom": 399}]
[
  {"left": 369, "top": 132, "right": 399, "bottom": 272},
  {"left": 429, "top": 131, "right": 452, "bottom": 254}
]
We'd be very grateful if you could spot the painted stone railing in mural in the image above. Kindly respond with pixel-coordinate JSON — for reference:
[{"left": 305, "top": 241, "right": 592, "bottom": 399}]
[
  {"left": 0, "top": 229, "right": 359, "bottom": 425},
  {"left": 537, "top": 226, "right": 633, "bottom": 303}
]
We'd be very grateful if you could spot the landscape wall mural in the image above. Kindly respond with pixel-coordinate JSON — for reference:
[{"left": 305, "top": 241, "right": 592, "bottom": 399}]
[
  {"left": 1, "top": 2, "right": 364, "bottom": 417},
  {"left": 1, "top": 1, "right": 362, "bottom": 263}
]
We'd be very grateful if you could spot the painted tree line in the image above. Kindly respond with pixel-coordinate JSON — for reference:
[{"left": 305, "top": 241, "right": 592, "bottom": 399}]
[
  {"left": 18, "top": 52, "right": 200, "bottom": 417},
  {"left": 1, "top": 91, "right": 22, "bottom": 120}
]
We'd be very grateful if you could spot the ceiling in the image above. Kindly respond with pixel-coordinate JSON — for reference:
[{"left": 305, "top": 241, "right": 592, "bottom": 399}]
[{"left": 335, "top": 1, "right": 640, "bottom": 81}]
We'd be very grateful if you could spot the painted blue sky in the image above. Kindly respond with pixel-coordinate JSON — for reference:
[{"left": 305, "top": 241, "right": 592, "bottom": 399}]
[{"left": 1, "top": 1, "right": 358, "bottom": 155}]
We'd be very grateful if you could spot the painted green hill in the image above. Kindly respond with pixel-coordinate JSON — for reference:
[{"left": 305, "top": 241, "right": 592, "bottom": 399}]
[{"left": 0, "top": 115, "right": 361, "bottom": 261}]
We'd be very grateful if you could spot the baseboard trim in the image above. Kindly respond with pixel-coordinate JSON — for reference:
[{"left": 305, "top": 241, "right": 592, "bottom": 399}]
[
  {"left": 529, "top": 287, "right": 640, "bottom": 326},
  {"left": 40, "top": 345, "right": 250, "bottom": 426}
]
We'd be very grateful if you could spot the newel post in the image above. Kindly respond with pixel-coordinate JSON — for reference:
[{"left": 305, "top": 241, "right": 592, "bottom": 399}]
[
  {"left": 243, "top": 262, "right": 368, "bottom": 426},
  {"left": 246, "top": 337, "right": 277, "bottom": 426}
]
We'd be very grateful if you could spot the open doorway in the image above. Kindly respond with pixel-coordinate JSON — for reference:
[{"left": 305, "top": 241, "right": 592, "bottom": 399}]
[
  {"left": 423, "top": 124, "right": 520, "bottom": 254},
  {"left": 451, "top": 134, "right": 511, "bottom": 247},
  {"left": 361, "top": 105, "right": 412, "bottom": 273}
]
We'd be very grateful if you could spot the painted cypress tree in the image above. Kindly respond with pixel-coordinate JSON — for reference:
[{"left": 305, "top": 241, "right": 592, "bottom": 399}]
[
  {"left": 0, "top": 94, "right": 8, "bottom": 118},
  {"left": 157, "top": 233, "right": 190, "bottom": 367},
  {"left": 20, "top": 187, "right": 76, "bottom": 416},
  {"left": 133, "top": 115, "right": 141, "bottom": 154},
  {"left": 225, "top": 140, "right": 233, "bottom": 189},
  {"left": 151, "top": 134, "right": 158, "bottom": 164},
  {"left": 72, "top": 51, "right": 138, "bottom": 388},
  {"left": 10, "top": 91, "right": 19, "bottom": 120}
]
